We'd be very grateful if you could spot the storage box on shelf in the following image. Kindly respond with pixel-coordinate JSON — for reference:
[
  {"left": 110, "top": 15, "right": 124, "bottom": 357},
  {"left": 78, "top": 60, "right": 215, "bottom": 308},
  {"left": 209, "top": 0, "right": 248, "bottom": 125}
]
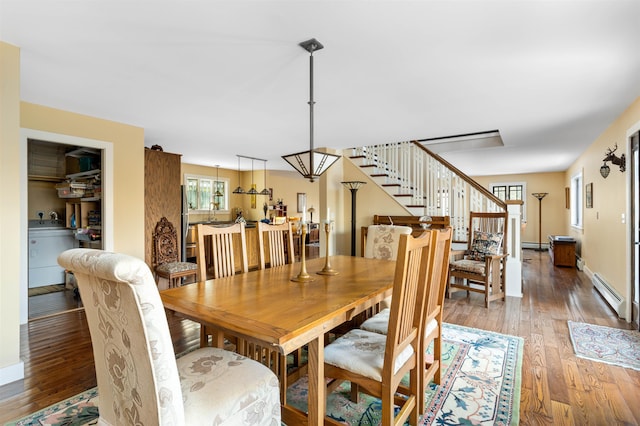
[{"left": 61, "top": 148, "right": 102, "bottom": 248}]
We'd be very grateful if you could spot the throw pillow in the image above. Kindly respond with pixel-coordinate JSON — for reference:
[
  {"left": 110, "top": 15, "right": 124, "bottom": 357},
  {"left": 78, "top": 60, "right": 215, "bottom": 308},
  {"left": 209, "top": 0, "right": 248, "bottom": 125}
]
[{"left": 467, "top": 231, "right": 503, "bottom": 261}]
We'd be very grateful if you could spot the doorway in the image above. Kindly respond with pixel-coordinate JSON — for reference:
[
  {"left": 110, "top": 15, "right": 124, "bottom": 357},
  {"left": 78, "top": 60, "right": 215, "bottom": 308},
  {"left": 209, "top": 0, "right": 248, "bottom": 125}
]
[
  {"left": 20, "top": 129, "right": 113, "bottom": 324},
  {"left": 630, "top": 130, "right": 639, "bottom": 329}
]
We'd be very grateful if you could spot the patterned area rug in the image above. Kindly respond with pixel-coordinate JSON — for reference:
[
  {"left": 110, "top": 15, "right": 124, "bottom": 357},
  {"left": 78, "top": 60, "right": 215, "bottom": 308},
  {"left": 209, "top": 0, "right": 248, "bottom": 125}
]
[
  {"left": 5, "top": 323, "right": 523, "bottom": 426},
  {"left": 568, "top": 321, "right": 640, "bottom": 370}
]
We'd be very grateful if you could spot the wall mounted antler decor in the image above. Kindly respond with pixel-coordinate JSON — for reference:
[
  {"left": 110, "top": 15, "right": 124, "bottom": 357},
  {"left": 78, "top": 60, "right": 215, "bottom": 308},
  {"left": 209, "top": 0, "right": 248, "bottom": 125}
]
[{"left": 600, "top": 144, "right": 626, "bottom": 178}]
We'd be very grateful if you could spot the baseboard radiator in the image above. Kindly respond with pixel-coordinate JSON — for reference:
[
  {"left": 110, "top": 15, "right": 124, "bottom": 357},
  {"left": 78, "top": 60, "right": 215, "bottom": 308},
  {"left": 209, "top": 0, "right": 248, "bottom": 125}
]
[{"left": 592, "top": 273, "right": 626, "bottom": 318}]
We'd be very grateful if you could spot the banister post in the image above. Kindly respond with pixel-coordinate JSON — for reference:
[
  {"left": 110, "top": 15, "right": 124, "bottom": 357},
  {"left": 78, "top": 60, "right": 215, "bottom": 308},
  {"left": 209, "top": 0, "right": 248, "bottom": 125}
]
[{"left": 505, "top": 201, "right": 523, "bottom": 298}]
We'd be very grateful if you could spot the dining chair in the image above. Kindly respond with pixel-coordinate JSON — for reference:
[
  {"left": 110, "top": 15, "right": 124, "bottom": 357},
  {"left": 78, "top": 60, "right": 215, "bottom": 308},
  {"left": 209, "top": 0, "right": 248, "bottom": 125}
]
[
  {"left": 194, "top": 222, "right": 248, "bottom": 282},
  {"left": 58, "top": 248, "right": 281, "bottom": 426},
  {"left": 256, "top": 221, "right": 304, "bottom": 392},
  {"left": 323, "top": 230, "right": 437, "bottom": 426},
  {"left": 152, "top": 216, "right": 197, "bottom": 290},
  {"left": 195, "top": 222, "right": 248, "bottom": 347},
  {"left": 257, "top": 221, "right": 295, "bottom": 270},
  {"left": 448, "top": 211, "right": 508, "bottom": 307},
  {"left": 360, "top": 227, "right": 453, "bottom": 415}
]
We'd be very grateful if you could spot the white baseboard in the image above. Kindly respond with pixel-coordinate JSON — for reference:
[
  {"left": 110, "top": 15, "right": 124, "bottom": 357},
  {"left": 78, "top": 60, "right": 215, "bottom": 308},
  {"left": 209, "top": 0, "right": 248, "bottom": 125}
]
[
  {"left": 522, "top": 242, "right": 549, "bottom": 250},
  {"left": 0, "top": 360, "right": 24, "bottom": 386}
]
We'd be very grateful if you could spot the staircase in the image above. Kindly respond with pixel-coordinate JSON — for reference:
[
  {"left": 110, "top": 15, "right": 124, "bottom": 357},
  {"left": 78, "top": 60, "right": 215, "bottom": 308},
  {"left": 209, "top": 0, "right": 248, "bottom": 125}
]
[
  {"left": 347, "top": 141, "right": 507, "bottom": 241},
  {"left": 347, "top": 140, "right": 523, "bottom": 299}
]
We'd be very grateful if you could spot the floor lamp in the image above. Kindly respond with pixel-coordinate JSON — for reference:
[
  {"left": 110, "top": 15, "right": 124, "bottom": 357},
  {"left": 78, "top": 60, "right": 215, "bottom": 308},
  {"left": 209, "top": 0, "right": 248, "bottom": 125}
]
[
  {"left": 531, "top": 192, "right": 548, "bottom": 251},
  {"left": 341, "top": 181, "right": 366, "bottom": 256}
]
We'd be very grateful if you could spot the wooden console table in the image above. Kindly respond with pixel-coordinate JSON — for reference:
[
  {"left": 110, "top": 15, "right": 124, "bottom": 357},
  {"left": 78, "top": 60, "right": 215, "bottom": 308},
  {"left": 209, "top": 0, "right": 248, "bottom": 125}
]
[{"left": 548, "top": 235, "right": 576, "bottom": 268}]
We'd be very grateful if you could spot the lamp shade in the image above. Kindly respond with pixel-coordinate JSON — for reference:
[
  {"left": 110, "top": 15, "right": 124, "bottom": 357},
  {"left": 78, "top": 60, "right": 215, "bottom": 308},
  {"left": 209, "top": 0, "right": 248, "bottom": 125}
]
[
  {"left": 282, "top": 150, "right": 341, "bottom": 182},
  {"left": 600, "top": 163, "right": 610, "bottom": 178}
]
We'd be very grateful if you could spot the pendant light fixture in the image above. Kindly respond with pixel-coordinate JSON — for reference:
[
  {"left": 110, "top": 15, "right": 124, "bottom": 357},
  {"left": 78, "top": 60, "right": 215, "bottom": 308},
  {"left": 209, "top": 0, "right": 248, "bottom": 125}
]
[
  {"left": 232, "top": 155, "right": 245, "bottom": 194},
  {"left": 214, "top": 165, "right": 223, "bottom": 198},
  {"left": 282, "top": 38, "right": 341, "bottom": 182},
  {"left": 259, "top": 159, "right": 270, "bottom": 195},
  {"left": 246, "top": 159, "right": 258, "bottom": 195}
]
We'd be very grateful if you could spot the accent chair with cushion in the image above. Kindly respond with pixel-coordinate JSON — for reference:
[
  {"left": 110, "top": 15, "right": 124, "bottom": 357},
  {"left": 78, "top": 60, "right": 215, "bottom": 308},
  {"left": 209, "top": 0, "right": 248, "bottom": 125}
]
[
  {"left": 58, "top": 248, "right": 281, "bottom": 426},
  {"left": 153, "top": 216, "right": 197, "bottom": 290},
  {"left": 323, "top": 231, "right": 438, "bottom": 426},
  {"left": 448, "top": 211, "right": 508, "bottom": 307}
]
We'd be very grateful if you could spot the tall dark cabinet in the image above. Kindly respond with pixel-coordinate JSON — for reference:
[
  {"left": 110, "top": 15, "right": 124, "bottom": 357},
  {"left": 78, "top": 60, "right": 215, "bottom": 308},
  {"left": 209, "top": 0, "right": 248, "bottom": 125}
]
[{"left": 144, "top": 148, "right": 182, "bottom": 268}]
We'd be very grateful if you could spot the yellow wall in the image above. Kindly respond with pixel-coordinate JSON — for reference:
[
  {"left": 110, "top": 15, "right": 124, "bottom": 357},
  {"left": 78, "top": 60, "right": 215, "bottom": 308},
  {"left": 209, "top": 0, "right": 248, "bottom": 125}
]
[
  {"left": 340, "top": 158, "right": 410, "bottom": 256},
  {"left": 1, "top": 41, "right": 145, "bottom": 383},
  {"left": 180, "top": 164, "right": 320, "bottom": 223},
  {"left": 472, "top": 172, "right": 567, "bottom": 245},
  {"left": 567, "top": 96, "right": 640, "bottom": 299},
  {"left": 0, "top": 42, "right": 22, "bottom": 381}
]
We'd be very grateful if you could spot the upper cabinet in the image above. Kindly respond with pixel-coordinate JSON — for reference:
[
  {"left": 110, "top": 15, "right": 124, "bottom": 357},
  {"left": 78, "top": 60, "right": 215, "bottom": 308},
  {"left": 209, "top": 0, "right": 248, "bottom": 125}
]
[{"left": 28, "top": 140, "right": 67, "bottom": 181}]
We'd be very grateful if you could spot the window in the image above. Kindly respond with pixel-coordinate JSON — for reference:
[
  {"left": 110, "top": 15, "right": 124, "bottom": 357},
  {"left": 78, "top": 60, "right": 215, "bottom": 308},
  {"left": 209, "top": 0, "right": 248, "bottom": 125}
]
[
  {"left": 185, "top": 174, "right": 229, "bottom": 212},
  {"left": 571, "top": 172, "right": 583, "bottom": 228},
  {"left": 490, "top": 182, "right": 526, "bottom": 220}
]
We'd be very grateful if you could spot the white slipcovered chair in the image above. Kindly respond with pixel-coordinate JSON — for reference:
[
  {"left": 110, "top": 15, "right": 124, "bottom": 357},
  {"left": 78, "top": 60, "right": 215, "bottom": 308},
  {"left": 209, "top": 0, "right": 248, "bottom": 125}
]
[
  {"left": 364, "top": 224, "right": 413, "bottom": 311},
  {"left": 363, "top": 224, "right": 414, "bottom": 261},
  {"left": 58, "top": 248, "right": 281, "bottom": 426}
]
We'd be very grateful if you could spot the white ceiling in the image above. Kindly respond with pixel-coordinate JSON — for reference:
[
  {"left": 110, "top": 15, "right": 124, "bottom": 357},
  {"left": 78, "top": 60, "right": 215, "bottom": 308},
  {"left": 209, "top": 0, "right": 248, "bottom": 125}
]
[{"left": 2, "top": 0, "right": 639, "bottom": 176}]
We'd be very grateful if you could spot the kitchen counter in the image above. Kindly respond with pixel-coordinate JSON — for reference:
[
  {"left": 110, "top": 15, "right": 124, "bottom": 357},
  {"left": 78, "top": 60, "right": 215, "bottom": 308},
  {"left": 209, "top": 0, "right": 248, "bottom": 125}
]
[{"left": 189, "top": 220, "right": 257, "bottom": 228}]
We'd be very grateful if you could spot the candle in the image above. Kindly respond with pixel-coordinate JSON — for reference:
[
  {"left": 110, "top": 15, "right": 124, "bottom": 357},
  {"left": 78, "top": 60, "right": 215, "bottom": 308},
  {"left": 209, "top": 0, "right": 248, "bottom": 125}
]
[
  {"left": 327, "top": 207, "right": 331, "bottom": 222},
  {"left": 302, "top": 200, "right": 306, "bottom": 224}
]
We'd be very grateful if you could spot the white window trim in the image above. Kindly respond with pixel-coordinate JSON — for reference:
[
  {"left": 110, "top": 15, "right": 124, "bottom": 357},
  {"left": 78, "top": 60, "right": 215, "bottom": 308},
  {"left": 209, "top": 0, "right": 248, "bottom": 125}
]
[
  {"left": 184, "top": 173, "right": 230, "bottom": 213},
  {"left": 570, "top": 171, "right": 583, "bottom": 229},
  {"left": 489, "top": 181, "right": 527, "bottom": 221}
]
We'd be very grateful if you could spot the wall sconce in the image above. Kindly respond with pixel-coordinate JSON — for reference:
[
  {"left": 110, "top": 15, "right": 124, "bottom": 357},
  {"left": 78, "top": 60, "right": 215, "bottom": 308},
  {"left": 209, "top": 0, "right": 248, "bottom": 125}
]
[{"left": 600, "top": 144, "right": 626, "bottom": 178}]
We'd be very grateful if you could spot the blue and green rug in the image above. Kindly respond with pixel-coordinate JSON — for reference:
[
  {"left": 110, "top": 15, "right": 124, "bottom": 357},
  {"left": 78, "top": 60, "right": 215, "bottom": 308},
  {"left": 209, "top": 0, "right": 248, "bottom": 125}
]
[{"left": 5, "top": 323, "right": 523, "bottom": 426}]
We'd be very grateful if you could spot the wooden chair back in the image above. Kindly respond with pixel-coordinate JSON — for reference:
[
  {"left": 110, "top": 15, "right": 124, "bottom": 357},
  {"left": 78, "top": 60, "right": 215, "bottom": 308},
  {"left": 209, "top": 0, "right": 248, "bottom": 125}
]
[
  {"left": 468, "top": 211, "right": 508, "bottom": 253},
  {"left": 419, "top": 227, "right": 452, "bottom": 412},
  {"left": 257, "top": 221, "right": 295, "bottom": 269},
  {"left": 152, "top": 216, "right": 179, "bottom": 268},
  {"left": 384, "top": 231, "right": 437, "bottom": 382},
  {"left": 195, "top": 222, "right": 248, "bottom": 281}
]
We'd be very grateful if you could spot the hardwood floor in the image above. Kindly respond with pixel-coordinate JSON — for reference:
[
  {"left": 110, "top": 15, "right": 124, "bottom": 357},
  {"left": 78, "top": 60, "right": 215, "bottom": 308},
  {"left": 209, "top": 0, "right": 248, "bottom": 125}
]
[{"left": 1, "top": 249, "right": 638, "bottom": 424}]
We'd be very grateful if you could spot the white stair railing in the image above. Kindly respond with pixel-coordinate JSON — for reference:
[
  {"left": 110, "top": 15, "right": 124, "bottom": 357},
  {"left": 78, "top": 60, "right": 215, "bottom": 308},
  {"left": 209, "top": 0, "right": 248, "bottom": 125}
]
[{"left": 349, "top": 141, "right": 507, "bottom": 241}]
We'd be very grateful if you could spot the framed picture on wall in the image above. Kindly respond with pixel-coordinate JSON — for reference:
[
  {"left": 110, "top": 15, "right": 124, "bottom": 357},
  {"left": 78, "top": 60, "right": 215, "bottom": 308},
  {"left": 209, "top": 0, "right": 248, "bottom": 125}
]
[
  {"left": 565, "top": 187, "right": 570, "bottom": 209},
  {"left": 585, "top": 182, "right": 593, "bottom": 208},
  {"left": 297, "top": 193, "right": 306, "bottom": 213}
]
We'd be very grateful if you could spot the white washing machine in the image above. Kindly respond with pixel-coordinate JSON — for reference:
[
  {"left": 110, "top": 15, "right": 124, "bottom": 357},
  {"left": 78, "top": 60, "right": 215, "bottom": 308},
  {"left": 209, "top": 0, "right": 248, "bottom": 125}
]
[{"left": 28, "top": 227, "right": 77, "bottom": 287}]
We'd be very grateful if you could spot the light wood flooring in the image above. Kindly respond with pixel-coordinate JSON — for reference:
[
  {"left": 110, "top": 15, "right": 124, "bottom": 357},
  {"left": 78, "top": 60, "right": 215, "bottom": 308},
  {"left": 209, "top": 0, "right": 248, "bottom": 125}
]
[{"left": 1, "top": 249, "right": 639, "bottom": 425}]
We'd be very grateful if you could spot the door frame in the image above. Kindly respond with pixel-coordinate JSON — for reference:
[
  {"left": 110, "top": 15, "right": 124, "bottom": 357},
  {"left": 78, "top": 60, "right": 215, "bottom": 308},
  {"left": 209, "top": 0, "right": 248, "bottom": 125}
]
[
  {"left": 626, "top": 122, "right": 640, "bottom": 326},
  {"left": 20, "top": 128, "right": 114, "bottom": 325}
]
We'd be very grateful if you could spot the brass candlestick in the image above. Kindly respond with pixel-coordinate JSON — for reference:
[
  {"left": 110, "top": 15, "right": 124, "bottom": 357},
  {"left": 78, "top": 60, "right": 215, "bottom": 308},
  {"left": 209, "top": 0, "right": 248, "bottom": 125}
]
[
  {"left": 317, "top": 221, "right": 338, "bottom": 275},
  {"left": 292, "top": 223, "right": 314, "bottom": 282}
]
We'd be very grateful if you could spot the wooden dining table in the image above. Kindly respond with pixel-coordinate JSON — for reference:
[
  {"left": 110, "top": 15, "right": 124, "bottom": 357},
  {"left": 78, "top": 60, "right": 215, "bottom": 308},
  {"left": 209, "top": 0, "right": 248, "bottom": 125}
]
[{"left": 160, "top": 255, "right": 396, "bottom": 426}]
